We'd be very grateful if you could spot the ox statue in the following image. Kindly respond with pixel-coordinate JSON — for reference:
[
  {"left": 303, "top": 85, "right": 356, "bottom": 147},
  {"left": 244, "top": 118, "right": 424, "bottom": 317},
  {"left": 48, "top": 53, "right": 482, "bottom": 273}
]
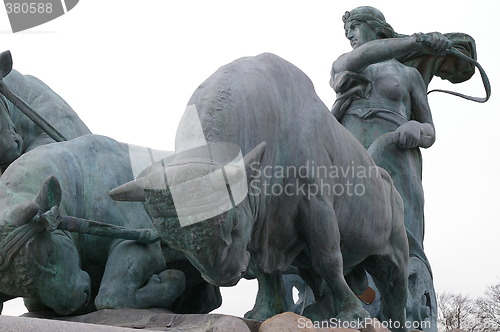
[
  {"left": 0, "top": 94, "right": 22, "bottom": 168},
  {"left": 0, "top": 134, "right": 194, "bottom": 315},
  {"left": 0, "top": 50, "right": 91, "bottom": 170},
  {"left": 111, "top": 53, "right": 409, "bottom": 331}
]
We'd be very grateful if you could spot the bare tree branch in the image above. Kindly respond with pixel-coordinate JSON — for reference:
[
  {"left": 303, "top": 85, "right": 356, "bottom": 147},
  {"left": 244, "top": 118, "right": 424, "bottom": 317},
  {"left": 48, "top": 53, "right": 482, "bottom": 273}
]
[{"left": 437, "top": 292, "right": 479, "bottom": 331}]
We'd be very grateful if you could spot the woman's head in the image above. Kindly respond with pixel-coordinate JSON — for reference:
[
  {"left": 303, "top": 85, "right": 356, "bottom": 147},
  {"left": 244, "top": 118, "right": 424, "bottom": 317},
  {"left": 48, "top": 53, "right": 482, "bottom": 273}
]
[{"left": 343, "top": 6, "right": 395, "bottom": 41}]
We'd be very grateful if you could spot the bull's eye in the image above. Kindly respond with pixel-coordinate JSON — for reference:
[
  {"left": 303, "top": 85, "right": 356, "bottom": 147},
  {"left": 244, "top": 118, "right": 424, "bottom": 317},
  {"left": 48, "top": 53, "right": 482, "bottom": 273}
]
[
  {"left": 46, "top": 247, "right": 54, "bottom": 258},
  {"left": 221, "top": 244, "right": 229, "bottom": 261},
  {"left": 37, "top": 262, "right": 57, "bottom": 276}
]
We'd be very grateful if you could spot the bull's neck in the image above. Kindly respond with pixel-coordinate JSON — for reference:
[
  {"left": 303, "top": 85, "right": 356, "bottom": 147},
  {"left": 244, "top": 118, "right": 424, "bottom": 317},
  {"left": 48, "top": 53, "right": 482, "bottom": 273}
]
[
  {"left": 175, "top": 102, "right": 242, "bottom": 152},
  {"left": 202, "top": 108, "right": 239, "bottom": 146}
]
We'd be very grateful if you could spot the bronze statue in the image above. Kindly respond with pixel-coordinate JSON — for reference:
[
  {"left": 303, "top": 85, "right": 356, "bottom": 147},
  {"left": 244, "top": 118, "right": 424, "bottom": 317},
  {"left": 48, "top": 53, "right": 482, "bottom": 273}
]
[
  {"left": 330, "top": 6, "right": 489, "bottom": 331},
  {"left": 0, "top": 51, "right": 91, "bottom": 172},
  {"left": 0, "top": 135, "right": 186, "bottom": 315},
  {"left": 112, "top": 53, "right": 409, "bottom": 330},
  {"left": 0, "top": 134, "right": 223, "bottom": 316}
]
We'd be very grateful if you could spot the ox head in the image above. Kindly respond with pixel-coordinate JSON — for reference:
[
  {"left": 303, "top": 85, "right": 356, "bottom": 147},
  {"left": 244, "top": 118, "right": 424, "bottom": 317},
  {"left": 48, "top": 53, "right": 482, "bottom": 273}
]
[
  {"left": 0, "top": 176, "right": 90, "bottom": 315},
  {"left": 0, "top": 95, "right": 22, "bottom": 168},
  {"left": 111, "top": 142, "right": 266, "bottom": 287},
  {"left": 0, "top": 51, "right": 23, "bottom": 168}
]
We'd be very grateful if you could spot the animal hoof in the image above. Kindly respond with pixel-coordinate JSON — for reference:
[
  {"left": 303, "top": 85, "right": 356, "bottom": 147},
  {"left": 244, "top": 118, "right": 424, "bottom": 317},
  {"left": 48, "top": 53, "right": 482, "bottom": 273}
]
[
  {"left": 158, "top": 269, "right": 185, "bottom": 284},
  {"left": 148, "top": 274, "right": 161, "bottom": 283},
  {"left": 336, "top": 307, "right": 370, "bottom": 327},
  {"left": 244, "top": 307, "right": 279, "bottom": 321}
]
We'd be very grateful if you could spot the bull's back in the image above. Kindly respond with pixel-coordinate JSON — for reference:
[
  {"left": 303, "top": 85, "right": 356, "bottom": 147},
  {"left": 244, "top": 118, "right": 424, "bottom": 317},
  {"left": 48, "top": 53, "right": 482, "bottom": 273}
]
[
  {"left": 4, "top": 69, "right": 91, "bottom": 150},
  {"left": 0, "top": 135, "right": 150, "bottom": 229},
  {"left": 185, "top": 53, "right": 348, "bottom": 163}
]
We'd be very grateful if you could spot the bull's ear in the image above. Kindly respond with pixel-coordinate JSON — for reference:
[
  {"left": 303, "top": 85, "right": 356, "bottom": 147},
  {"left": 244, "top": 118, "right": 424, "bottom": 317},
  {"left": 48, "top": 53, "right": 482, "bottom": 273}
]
[
  {"left": 243, "top": 142, "right": 266, "bottom": 182},
  {"left": 34, "top": 175, "right": 62, "bottom": 211}
]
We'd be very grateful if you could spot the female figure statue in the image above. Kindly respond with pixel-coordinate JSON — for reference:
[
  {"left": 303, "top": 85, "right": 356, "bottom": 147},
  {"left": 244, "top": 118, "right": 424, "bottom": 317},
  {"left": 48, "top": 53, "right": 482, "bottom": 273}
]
[
  {"left": 331, "top": 6, "right": 450, "bottom": 245},
  {"left": 330, "top": 6, "right": 479, "bottom": 330}
]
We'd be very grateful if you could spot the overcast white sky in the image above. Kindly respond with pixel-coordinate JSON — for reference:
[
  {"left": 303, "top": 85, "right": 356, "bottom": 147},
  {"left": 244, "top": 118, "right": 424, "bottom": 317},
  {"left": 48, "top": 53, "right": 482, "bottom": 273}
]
[{"left": 0, "top": 0, "right": 498, "bottom": 318}]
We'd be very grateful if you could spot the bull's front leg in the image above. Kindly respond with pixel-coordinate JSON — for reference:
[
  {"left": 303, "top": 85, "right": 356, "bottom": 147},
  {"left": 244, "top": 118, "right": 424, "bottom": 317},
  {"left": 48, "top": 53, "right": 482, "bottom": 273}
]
[
  {"left": 299, "top": 197, "right": 370, "bottom": 324},
  {"left": 244, "top": 267, "right": 286, "bottom": 320},
  {"left": 95, "top": 240, "right": 185, "bottom": 310}
]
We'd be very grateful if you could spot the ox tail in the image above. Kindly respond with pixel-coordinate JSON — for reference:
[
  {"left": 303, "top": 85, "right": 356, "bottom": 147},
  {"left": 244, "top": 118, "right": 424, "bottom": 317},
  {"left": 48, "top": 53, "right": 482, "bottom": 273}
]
[
  {"left": 367, "top": 131, "right": 433, "bottom": 164},
  {"left": 366, "top": 132, "right": 399, "bottom": 164},
  {"left": 368, "top": 133, "right": 434, "bottom": 277}
]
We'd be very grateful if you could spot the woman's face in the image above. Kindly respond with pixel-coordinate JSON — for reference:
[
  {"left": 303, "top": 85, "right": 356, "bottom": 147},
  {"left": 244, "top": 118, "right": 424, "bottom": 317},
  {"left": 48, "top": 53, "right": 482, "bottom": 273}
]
[{"left": 344, "top": 20, "right": 378, "bottom": 49}]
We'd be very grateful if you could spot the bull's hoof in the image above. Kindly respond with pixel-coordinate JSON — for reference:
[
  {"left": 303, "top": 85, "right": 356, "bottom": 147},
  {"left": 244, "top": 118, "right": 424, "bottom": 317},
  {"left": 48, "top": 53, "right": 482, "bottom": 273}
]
[
  {"left": 244, "top": 306, "right": 280, "bottom": 321},
  {"left": 149, "top": 269, "right": 186, "bottom": 306},
  {"left": 157, "top": 269, "right": 186, "bottom": 284},
  {"left": 96, "top": 269, "right": 186, "bottom": 310},
  {"left": 302, "top": 296, "right": 334, "bottom": 322},
  {"left": 336, "top": 306, "right": 370, "bottom": 327},
  {"left": 303, "top": 296, "right": 370, "bottom": 326}
]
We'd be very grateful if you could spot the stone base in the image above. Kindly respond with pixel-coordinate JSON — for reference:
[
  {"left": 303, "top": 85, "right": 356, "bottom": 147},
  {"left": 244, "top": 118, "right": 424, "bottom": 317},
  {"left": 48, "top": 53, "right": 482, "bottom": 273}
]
[
  {"left": 19, "top": 308, "right": 257, "bottom": 332},
  {"left": 0, "top": 309, "right": 425, "bottom": 332}
]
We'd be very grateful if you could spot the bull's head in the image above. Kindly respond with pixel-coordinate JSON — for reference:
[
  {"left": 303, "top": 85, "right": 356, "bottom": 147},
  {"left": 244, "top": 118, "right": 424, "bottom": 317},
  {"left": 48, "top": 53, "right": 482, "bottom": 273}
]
[
  {"left": 0, "top": 95, "right": 22, "bottom": 168},
  {"left": 0, "top": 176, "right": 90, "bottom": 315},
  {"left": 0, "top": 51, "right": 22, "bottom": 168},
  {"left": 111, "top": 142, "right": 266, "bottom": 287}
]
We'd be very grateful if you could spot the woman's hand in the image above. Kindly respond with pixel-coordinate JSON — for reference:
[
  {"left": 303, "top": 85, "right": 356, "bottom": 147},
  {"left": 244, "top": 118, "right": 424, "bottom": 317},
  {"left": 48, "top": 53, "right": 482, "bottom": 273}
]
[
  {"left": 396, "top": 121, "right": 435, "bottom": 149},
  {"left": 414, "top": 32, "right": 453, "bottom": 55}
]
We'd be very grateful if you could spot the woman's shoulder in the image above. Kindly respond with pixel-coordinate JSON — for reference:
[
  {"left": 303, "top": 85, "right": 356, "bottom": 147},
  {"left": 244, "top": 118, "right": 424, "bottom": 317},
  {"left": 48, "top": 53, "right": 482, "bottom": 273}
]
[
  {"left": 396, "top": 61, "right": 422, "bottom": 76},
  {"left": 385, "top": 60, "right": 425, "bottom": 83}
]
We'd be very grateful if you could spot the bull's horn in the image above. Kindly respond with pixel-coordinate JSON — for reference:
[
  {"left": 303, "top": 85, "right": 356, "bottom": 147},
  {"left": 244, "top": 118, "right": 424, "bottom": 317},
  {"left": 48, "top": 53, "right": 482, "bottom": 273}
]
[
  {"left": 110, "top": 180, "right": 146, "bottom": 202},
  {"left": 4, "top": 201, "right": 39, "bottom": 226},
  {"left": 223, "top": 165, "right": 245, "bottom": 185}
]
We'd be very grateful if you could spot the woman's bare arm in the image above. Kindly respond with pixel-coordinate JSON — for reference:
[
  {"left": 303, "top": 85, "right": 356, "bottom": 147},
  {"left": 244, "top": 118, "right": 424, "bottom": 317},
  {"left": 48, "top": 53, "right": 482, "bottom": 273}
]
[
  {"left": 333, "top": 36, "right": 419, "bottom": 73},
  {"left": 396, "top": 68, "right": 436, "bottom": 149},
  {"left": 332, "top": 32, "right": 452, "bottom": 74}
]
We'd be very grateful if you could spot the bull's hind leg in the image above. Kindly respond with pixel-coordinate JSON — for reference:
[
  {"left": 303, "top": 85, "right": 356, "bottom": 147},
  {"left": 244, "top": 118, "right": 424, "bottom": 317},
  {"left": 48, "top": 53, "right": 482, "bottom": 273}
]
[
  {"left": 95, "top": 240, "right": 185, "bottom": 310},
  {"left": 299, "top": 197, "right": 369, "bottom": 323},
  {"left": 363, "top": 247, "right": 408, "bottom": 332}
]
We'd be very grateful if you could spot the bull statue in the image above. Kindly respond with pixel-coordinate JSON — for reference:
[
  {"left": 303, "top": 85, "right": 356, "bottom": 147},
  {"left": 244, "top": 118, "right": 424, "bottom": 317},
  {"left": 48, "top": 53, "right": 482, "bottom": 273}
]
[
  {"left": 0, "top": 134, "right": 208, "bottom": 315},
  {"left": 0, "top": 94, "right": 22, "bottom": 169},
  {"left": 111, "top": 53, "right": 409, "bottom": 330},
  {"left": 0, "top": 50, "right": 91, "bottom": 171}
]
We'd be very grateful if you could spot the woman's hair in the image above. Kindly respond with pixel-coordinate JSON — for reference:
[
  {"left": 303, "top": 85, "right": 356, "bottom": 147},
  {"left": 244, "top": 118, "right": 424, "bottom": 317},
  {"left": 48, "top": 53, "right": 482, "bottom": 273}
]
[{"left": 343, "top": 6, "right": 396, "bottom": 39}]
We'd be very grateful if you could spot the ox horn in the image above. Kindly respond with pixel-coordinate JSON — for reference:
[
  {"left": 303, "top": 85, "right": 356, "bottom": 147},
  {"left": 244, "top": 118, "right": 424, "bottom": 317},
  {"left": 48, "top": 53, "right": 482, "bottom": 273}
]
[
  {"left": 3, "top": 201, "right": 39, "bottom": 227},
  {"left": 110, "top": 161, "right": 169, "bottom": 202},
  {"left": 109, "top": 180, "right": 146, "bottom": 202},
  {"left": 222, "top": 164, "right": 245, "bottom": 185}
]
